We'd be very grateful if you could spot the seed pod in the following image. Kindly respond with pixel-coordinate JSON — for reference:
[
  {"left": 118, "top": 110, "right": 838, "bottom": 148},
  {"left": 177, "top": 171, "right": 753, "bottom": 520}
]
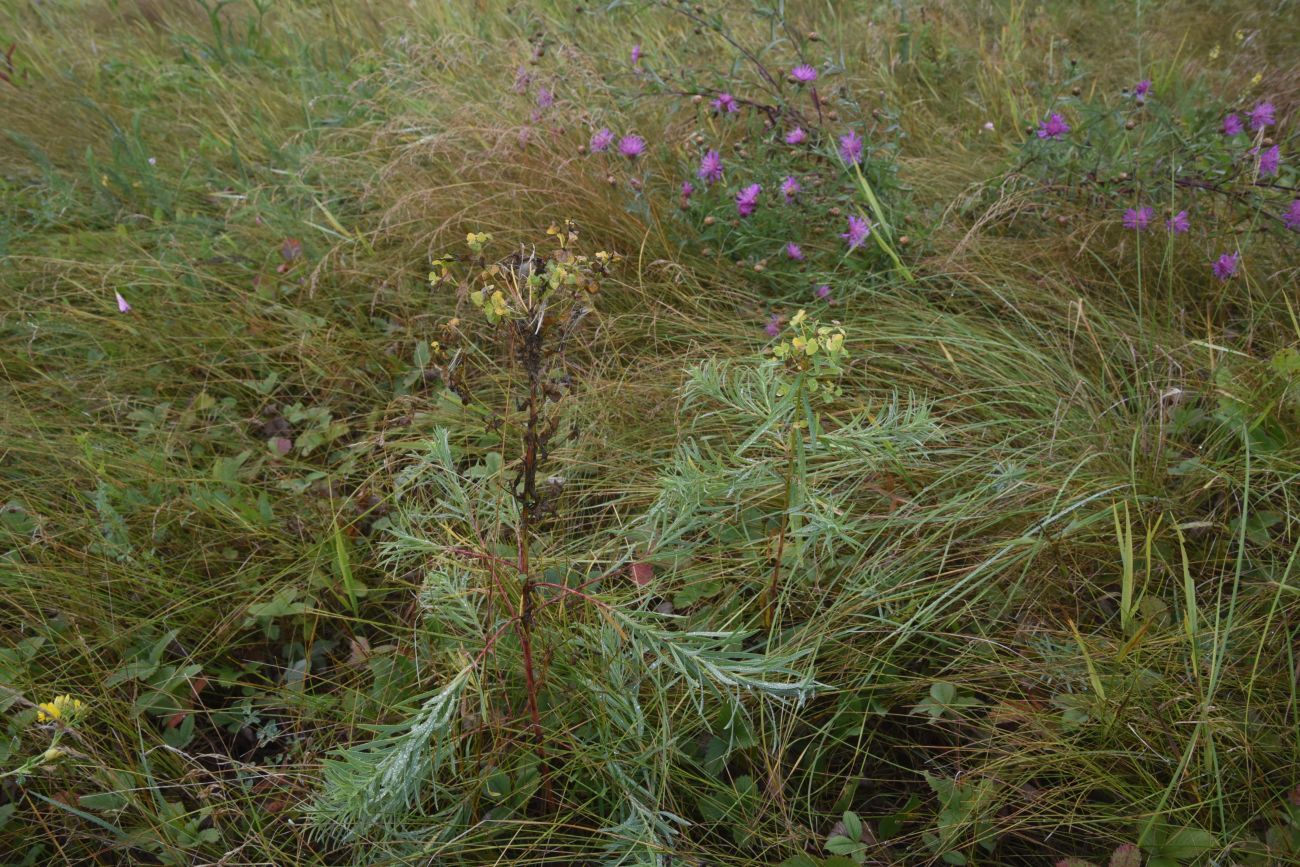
[{"left": 1071, "top": 86, "right": 1081, "bottom": 96}]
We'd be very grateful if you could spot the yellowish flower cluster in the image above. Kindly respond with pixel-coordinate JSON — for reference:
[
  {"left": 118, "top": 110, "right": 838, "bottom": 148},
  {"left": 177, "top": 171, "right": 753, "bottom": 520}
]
[
  {"left": 36, "top": 694, "right": 87, "bottom": 724},
  {"left": 447, "top": 223, "right": 618, "bottom": 326},
  {"left": 428, "top": 257, "right": 453, "bottom": 287},
  {"left": 469, "top": 287, "right": 511, "bottom": 324},
  {"left": 769, "top": 309, "right": 849, "bottom": 401}
]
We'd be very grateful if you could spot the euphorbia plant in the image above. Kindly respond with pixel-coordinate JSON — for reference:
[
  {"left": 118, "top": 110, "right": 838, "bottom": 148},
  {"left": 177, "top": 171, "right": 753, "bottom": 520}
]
[
  {"left": 762, "top": 309, "right": 848, "bottom": 624},
  {"left": 314, "top": 225, "right": 819, "bottom": 855}
]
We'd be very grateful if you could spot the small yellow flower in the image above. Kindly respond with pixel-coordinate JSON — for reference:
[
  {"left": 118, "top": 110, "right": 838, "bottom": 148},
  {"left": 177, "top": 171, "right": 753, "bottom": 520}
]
[
  {"left": 428, "top": 258, "right": 452, "bottom": 285},
  {"left": 1209, "top": 44, "right": 1221, "bottom": 60},
  {"left": 465, "top": 232, "right": 492, "bottom": 254},
  {"left": 1234, "top": 29, "right": 1245, "bottom": 42},
  {"left": 36, "top": 695, "right": 86, "bottom": 724},
  {"left": 1250, "top": 72, "right": 1263, "bottom": 86},
  {"left": 41, "top": 747, "right": 65, "bottom": 763},
  {"left": 790, "top": 309, "right": 808, "bottom": 327}
]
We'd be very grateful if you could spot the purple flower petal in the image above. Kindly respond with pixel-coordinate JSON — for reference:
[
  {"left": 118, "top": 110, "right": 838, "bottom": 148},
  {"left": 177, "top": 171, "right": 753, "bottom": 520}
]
[
  {"left": 841, "top": 215, "right": 871, "bottom": 250},
  {"left": 1249, "top": 101, "right": 1275, "bottom": 131},
  {"left": 618, "top": 135, "right": 646, "bottom": 159},
  {"left": 1036, "top": 113, "right": 1071, "bottom": 140},
  {"left": 838, "top": 129, "right": 863, "bottom": 164},
  {"left": 791, "top": 64, "right": 818, "bottom": 83},
  {"left": 590, "top": 128, "right": 615, "bottom": 152},
  {"left": 697, "top": 149, "right": 724, "bottom": 185},
  {"left": 735, "top": 183, "right": 761, "bottom": 217},
  {"left": 1212, "top": 252, "right": 1240, "bottom": 281}
]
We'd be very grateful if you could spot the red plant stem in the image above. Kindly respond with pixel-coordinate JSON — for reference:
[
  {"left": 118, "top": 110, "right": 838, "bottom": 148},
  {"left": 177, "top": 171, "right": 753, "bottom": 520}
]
[
  {"left": 514, "top": 326, "right": 553, "bottom": 808},
  {"left": 475, "top": 620, "right": 515, "bottom": 666},
  {"left": 764, "top": 427, "right": 798, "bottom": 629},
  {"left": 449, "top": 546, "right": 524, "bottom": 573}
]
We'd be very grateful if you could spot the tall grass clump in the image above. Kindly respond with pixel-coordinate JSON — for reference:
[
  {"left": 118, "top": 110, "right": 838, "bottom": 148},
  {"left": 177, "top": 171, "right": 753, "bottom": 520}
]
[{"left": 1, "top": 0, "right": 1298, "bottom": 864}]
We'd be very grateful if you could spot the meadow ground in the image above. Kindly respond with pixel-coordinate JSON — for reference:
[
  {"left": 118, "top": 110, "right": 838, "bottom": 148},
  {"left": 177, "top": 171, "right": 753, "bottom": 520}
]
[{"left": 1, "top": 1, "right": 1299, "bottom": 864}]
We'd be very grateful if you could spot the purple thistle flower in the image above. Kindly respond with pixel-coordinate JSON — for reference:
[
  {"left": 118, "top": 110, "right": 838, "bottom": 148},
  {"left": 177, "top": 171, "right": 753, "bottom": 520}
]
[
  {"left": 1283, "top": 200, "right": 1300, "bottom": 232},
  {"left": 1258, "top": 145, "right": 1280, "bottom": 176},
  {"left": 618, "top": 135, "right": 646, "bottom": 159},
  {"left": 590, "top": 128, "right": 615, "bottom": 152},
  {"left": 735, "top": 183, "right": 761, "bottom": 217},
  {"left": 1166, "top": 210, "right": 1190, "bottom": 234},
  {"left": 1212, "top": 252, "right": 1240, "bottom": 281},
  {"left": 791, "top": 64, "right": 818, "bottom": 83},
  {"left": 680, "top": 181, "right": 694, "bottom": 200},
  {"left": 781, "top": 175, "right": 801, "bottom": 202},
  {"left": 786, "top": 242, "right": 804, "bottom": 261},
  {"left": 1222, "top": 113, "right": 1244, "bottom": 136},
  {"left": 697, "top": 149, "right": 724, "bottom": 185},
  {"left": 765, "top": 314, "right": 782, "bottom": 337},
  {"left": 512, "top": 66, "right": 530, "bottom": 94},
  {"left": 815, "top": 284, "right": 832, "bottom": 300},
  {"left": 1123, "top": 206, "right": 1154, "bottom": 231},
  {"left": 536, "top": 87, "right": 554, "bottom": 109},
  {"left": 1249, "top": 101, "right": 1275, "bottom": 131},
  {"left": 1036, "top": 113, "right": 1071, "bottom": 140},
  {"left": 712, "top": 92, "right": 739, "bottom": 114},
  {"left": 115, "top": 291, "right": 131, "bottom": 313},
  {"left": 631, "top": 43, "right": 642, "bottom": 65},
  {"left": 841, "top": 215, "right": 871, "bottom": 250},
  {"left": 784, "top": 127, "right": 807, "bottom": 145},
  {"left": 1134, "top": 79, "right": 1152, "bottom": 98},
  {"left": 838, "top": 129, "right": 863, "bottom": 164}
]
